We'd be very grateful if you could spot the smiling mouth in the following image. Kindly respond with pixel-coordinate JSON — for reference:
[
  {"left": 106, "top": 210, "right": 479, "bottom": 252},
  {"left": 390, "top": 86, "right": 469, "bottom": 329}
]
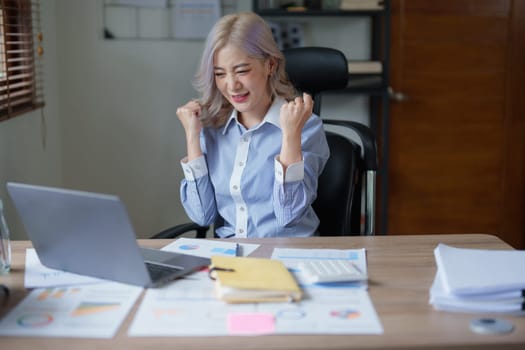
[{"left": 231, "top": 92, "right": 249, "bottom": 103}]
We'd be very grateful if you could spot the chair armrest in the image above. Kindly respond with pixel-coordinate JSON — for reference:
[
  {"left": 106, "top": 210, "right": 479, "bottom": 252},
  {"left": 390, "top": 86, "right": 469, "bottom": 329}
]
[
  {"left": 150, "top": 222, "right": 210, "bottom": 239},
  {"left": 323, "top": 119, "right": 378, "bottom": 171}
]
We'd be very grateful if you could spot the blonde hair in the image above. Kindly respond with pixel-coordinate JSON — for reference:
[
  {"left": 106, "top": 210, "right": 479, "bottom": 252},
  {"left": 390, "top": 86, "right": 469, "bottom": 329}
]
[{"left": 193, "top": 12, "right": 296, "bottom": 128}]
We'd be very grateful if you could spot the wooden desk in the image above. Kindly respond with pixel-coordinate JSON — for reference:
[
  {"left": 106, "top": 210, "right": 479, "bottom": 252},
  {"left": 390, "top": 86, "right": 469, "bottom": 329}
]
[{"left": 1, "top": 234, "right": 524, "bottom": 350}]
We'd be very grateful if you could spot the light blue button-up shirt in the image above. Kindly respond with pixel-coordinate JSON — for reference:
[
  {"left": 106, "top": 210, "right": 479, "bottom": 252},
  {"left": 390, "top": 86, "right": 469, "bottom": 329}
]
[{"left": 180, "top": 97, "right": 329, "bottom": 238}]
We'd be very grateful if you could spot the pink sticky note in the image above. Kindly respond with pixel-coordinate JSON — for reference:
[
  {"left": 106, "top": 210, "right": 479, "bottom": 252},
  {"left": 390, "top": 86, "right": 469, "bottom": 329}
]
[{"left": 227, "top": 313, "right": 275, "bottom": 335}]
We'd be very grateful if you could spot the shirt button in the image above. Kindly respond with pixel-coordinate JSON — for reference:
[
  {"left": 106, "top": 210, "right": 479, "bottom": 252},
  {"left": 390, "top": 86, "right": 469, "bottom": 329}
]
[
  {"left": 238, "top": 162, "right": 244, "bottom": 167},
  {"left": 238, "top": 229, "right": 244, "bottom": 234},
  {"left": 239, "top": 206, "right": 245, "bottom": 211},
  {"left": 232, "top": 185, "right": 238, "bottom": 190}
]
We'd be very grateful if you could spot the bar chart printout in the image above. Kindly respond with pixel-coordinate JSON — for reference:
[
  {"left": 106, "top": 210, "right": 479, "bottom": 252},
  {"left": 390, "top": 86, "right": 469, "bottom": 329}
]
[{"left": 0, "top": 282, "right": 142, "bottom": 338}]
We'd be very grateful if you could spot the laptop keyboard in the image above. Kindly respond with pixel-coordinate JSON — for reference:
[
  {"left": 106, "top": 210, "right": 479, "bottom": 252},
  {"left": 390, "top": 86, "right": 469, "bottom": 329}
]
[{"left": 145, "top": 262, "right": 182, "bottom": 281}]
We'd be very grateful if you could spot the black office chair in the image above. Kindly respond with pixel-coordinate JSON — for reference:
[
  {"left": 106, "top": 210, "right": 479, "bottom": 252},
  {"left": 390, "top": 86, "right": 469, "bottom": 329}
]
[
  {"left": 283, "top": 47, "right": 377, "bottom": 235},
  {"left": 152, "top": 47, "right": 377, "bottom": 238}
]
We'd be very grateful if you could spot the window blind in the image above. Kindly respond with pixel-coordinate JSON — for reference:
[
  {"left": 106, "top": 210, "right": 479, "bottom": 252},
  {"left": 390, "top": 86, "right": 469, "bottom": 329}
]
[{"left": 0, "top": 0, "right": 44, "bottom": 121}]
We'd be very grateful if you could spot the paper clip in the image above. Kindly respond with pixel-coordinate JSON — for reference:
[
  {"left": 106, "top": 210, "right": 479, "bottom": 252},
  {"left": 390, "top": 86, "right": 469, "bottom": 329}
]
[{"left": 208, "top": 266, "right": 235, "bottom": 281}]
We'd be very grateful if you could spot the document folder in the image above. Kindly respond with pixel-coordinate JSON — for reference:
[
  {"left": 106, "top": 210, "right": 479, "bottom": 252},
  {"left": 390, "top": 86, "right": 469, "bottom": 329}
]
[{"left": 209, "top": 256, "right": 302, "bottom": 303}]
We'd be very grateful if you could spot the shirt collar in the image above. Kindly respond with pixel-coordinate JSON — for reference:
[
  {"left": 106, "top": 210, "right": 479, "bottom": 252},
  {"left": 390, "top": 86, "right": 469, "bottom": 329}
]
[{"left": 221, "top": 96, "right": 286, "bottom": 135}]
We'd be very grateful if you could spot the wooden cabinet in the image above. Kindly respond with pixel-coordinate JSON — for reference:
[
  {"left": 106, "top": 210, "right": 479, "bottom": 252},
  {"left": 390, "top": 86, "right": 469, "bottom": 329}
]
[{"left": 387, "top": 0, "right": 525, "bottom": 248}]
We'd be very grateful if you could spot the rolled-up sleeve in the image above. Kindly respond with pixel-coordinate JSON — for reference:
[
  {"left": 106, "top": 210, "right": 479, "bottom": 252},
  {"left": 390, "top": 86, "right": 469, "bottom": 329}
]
[
  {"left": 181, "top": 155, "right": 208, "bottom": 180},
  {"left": 180, "top": 155, "right": 218, "bottom": 226},
  {"left": 274, "top": 158, "right": 304, "bottom": 184},
  {"left": 272, "top": 115, "right": 329, "bottom": 227}
]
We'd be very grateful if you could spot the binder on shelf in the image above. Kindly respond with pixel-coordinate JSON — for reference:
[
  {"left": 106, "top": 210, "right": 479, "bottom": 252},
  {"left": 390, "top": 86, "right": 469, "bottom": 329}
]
[
  {"left": 348, "top": 61, "right": 383, "bottom": 75},
  {"left": 209, "top": 255, "right": 302, "bottom": 303},
  {"left": 340, "top": 0, "right": 384, "bottom": 10}
]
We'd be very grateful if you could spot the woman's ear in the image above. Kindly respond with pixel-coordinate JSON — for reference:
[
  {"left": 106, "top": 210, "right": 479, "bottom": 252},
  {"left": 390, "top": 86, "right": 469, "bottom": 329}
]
[{"left": 268, "top": 57, "right": 277, "bottom": 75}]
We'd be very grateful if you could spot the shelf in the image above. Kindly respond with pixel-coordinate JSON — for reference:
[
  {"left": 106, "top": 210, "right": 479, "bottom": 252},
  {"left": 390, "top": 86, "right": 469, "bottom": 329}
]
[
  {"left": 315, "top": 75, "right": 386, "bottom": 95},
  {"left": 255, "top": 0, "right": 386, "bottom": 16},
  {"left": 255, "top": 0, "right": 391, "bottom": 235},
  {"left": 346, "top": 75, "right": 385, "bottom": 92},
  {"left": 255, "top": 9, "right": 386, "bottom": 17}
]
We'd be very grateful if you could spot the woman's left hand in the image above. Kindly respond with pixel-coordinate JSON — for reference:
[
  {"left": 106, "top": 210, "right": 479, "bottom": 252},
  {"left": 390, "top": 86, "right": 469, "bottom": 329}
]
[
  {"left": 278, "top": 93, "right": 313, "bottom": 167},
  {"left": 279, "top": 93, "right": 314, "bottom": 137}
]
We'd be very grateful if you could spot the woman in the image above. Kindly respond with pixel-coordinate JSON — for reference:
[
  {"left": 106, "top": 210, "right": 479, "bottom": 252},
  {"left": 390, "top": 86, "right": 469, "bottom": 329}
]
[{"left": 177, "top": 12, "right": 329, "bottom": 238}]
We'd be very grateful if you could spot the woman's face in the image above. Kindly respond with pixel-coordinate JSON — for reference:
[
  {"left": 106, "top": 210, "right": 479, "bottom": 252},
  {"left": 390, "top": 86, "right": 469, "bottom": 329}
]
[{"left": 213, "top": 44, "right": 273, "bottom": 123}]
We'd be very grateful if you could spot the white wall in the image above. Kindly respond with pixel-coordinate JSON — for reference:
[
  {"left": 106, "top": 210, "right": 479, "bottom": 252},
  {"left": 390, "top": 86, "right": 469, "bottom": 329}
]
[
  {"left": 56, "top": 0, "right": 209, "bottom": 238},
  {"left": 1, "top": 0, "right": 369, "bottom": 240},
  {"left": 0, "top": 0, "right": 62, "bottom": 240}
]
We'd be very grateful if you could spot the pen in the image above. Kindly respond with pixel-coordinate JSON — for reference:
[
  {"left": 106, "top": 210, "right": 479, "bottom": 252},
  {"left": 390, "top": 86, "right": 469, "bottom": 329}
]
[
  {"left": 351, "top": 261, "right": 365, "bottom": 275},
  {"left": 235, "top": 243, "right": 241, "bottom": 257}
]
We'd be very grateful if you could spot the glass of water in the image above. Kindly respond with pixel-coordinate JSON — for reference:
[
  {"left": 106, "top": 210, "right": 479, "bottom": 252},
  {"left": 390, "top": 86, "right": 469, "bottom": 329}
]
[{"left": 0, "top": 199, "right": 11, "bottom": 274}]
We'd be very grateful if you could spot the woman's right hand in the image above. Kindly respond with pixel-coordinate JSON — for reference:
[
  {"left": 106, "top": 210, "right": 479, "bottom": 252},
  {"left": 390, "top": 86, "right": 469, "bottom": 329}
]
[
  {"left": 177, "top": 100, "right": 204, "bottom": 160},
  {"left": 177, "top": 100, "right": 203, "bottom": 139}
]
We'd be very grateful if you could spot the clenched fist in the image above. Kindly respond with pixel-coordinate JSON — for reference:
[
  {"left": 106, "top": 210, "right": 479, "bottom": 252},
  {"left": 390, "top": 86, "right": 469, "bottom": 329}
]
[
  {"left": 177, "top": 100, "right": 203, "bottom": 139},
  {"left": 280, "top": 93, "right": 314, "bottom": 137}
]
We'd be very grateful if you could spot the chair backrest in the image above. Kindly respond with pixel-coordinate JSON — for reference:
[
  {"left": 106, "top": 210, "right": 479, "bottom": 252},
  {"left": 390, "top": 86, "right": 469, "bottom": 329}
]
[
  {"left": 313, "top": 130, "right": 359, "bottom": 235},
  {"left": 283, "top": 47, "right": 378, "bottom": 236},
  {"left": 283, "top": 47, "right": 348, "bottom": 115}
]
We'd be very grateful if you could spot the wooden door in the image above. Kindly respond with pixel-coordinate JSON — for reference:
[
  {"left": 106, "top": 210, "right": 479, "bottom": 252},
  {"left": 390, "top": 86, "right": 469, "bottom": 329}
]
[{"left": 387, "top": 0, "right": 525, "bottom": 248}]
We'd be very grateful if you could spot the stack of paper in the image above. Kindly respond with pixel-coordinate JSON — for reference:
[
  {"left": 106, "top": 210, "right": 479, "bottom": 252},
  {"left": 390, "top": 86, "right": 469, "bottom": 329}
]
[{"left": 430, "top": 243, "right": 525, "bottom": 314}]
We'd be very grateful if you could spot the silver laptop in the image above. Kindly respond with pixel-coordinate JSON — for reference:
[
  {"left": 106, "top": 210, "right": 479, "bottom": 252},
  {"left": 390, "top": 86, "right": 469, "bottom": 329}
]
[{"left": 7, "top": 182, "right": 210, "bottom": 288}]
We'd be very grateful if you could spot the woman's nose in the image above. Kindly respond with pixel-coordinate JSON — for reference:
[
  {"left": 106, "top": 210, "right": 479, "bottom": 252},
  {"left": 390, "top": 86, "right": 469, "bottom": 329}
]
[{"left": 226, "top": 74, "right": 240, "bottom": 90}]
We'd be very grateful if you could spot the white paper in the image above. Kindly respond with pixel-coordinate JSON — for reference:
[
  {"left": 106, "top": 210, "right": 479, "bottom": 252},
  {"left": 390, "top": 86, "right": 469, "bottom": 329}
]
[
  {"left": 24, "top": 249, "right": 104, "bottom": 288},
  {"left": 162, "top": 237, "right": 260, "bottom": 258},
  {"left": 271, "top": 248, "right": 369, "bottom": 289},
  {"left": 129, "top": 248, "right": 382, "bottom": 336},
  {"left": 434, "top": 243, "right": 525, "bottom": 295},
  {"left": 128, "top": 270, "right": 383, "bottom": 336},
  {"left": 171, "top": 0, "right": 220, "bottom": 39},
  {"left": 429, "top": 271, "right": 525, "bottom": 314},
  {"left": 128, "top": 270, "right": 228, "bottom": 336},
  {"left": 0, "top": 282, "right": 142, "bottom": 338},
  {"left": 430, "top": 270, "right": 524, "bottom": 303}
]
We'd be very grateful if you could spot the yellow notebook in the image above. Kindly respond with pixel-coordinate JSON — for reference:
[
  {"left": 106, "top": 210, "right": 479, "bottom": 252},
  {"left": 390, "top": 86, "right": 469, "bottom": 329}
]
[{"left": 210, "top": 256, "right": 302, "bottom": 303}]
